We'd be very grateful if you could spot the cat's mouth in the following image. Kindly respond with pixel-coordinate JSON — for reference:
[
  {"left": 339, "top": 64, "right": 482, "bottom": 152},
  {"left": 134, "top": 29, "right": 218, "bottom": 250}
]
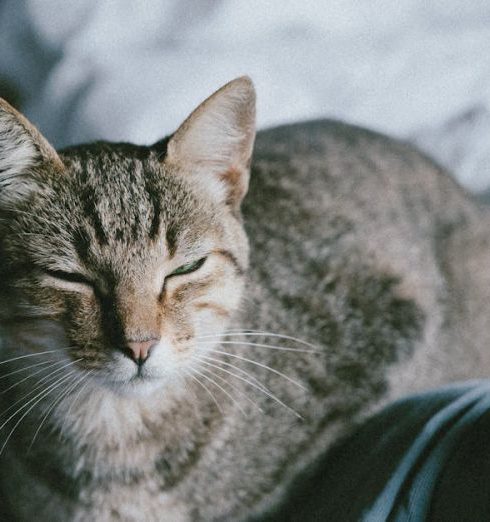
[
  {"left": 129, "top": 370, "right": 159, "bottom": 384},
  {"left": 74, "top": 337, "right": 193, "bottom": 396},
  {"left": 87, "top": 355, "right": 165, "bottom": 390},
  {"left": 98, "top": 370, "right": 166, "bottom": 397}
]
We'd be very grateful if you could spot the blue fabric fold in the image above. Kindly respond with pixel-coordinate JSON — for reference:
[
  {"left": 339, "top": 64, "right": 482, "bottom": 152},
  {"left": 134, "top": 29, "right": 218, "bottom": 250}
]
[
  {"left": 364, "top": 381, "right": 490, "bottom": 521},
  {"left": 262, "top": 380, "right": 490, "bottom": 522}
]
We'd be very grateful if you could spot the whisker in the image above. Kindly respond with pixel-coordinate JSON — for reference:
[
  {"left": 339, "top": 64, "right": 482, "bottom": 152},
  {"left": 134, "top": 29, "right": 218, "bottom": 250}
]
[
  {"left": 196, "top": 330, "right": 320, "bottom": 351},
  {"left": 60, "top": 370, "right": 94, "bottom": 437},
  {"left": 183, "top": 369, "right": 224, "bottom": 415},
  {"left": 195, "top": 355, "right": 303, "bottom": 420},
  {"left": 207, "top": 349, "right": 307, "bottom": 391},
  {"left": 195, "top": 340, "right": 318, "bottom": 354},
  {"left": 193, "top": 367, "right": 247, "bottom": 416},
  {"left": 0, "top": 361, "right": 83, "bottom": 431},
  {"left": 0, "top": 370, "right": 78, "bottom": 457},
  {"left": 1, "top": 358, "right": 71, "bottom": 395},
  {"left": 177, "top": 369, "right": 204, "bottom": 420},
  {"left": 0, "top": 349, "right": 70, "bottom": 367},
  {"left": 0, "top": 359, "right": 83, "bottom": 419},
  {"left": 0, "top": 359, "right": 56, "bottom": 381},
  {"left": 195, "top": 354, "right": 268, "bottom": 391},
  {"left": 29, "top": 371, "right": 86, "bottom": 450},
  {"left": 192, "top": 358, "right": 263, "bottom": 413}
]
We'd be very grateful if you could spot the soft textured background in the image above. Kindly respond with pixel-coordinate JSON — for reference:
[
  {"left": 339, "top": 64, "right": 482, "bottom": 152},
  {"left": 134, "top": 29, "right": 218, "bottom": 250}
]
[{"left": 1, "top": 0, "right": 490, "bottom": 193}]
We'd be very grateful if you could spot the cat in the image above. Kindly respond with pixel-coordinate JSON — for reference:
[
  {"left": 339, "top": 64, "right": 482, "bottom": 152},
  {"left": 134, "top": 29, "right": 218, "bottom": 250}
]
[{"left": 0, "top": 76, "right": 489, "bottom": 521}]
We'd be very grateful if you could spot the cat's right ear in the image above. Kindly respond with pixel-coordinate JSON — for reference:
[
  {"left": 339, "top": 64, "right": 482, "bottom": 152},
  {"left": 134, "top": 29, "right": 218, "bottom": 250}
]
[{"left": 0, "top": 98, "right": 63, "bottom": 203}]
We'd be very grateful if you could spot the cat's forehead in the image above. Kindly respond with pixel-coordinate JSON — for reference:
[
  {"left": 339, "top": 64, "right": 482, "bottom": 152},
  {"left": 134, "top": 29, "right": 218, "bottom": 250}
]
[
  {"left": 61, "top": 141, "right": 164, "bottom": 195},
  {"left": 30, "top": 142, "right": 220, "bottom": 271},
  {"left": 62, "top": 143, "right": 169, "bottom": 240}
]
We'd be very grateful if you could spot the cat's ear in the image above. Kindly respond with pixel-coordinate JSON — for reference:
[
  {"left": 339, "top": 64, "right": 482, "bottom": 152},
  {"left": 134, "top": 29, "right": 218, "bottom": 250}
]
[
  {"left": 163, "top": 76, "right": 256, "bottom": 211},
  {"left": 0, "top": 97, "right": 63, "bottom": 203}
]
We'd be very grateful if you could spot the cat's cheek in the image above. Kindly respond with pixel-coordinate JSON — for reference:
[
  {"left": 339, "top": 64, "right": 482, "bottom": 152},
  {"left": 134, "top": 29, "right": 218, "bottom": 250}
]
[
  {"left": 15, "top": 278, "right": 69, "bottom": 318},
  {"left": 1, "top": 318, "right": 69, "bottom": 356},
  {"left": 143, "top": 337, "right": 190, "bottom": 376},
  {"left": 187, "top": 279, "right": 244, "bottom": 348},
  {"left": 193, "top": 276, "right": 244, "bottom": 317}
]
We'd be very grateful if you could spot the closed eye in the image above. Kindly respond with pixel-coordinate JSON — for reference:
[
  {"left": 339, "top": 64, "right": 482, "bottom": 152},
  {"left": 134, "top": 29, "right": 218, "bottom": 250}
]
[
  {"left": 44, "top": 269, "right": 93, "bottom": 287},
  {"left": 167, "top": 257, "right": 207, "bottom": 278}
]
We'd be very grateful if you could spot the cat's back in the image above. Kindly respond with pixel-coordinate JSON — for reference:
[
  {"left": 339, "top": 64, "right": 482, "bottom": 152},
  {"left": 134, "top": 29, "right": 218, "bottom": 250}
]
[
  {"left": 248, "top": 119, "right": 479, "bottom": 236},
  {"left": 244, "top": 119, "right": 490, "bottom": 400},
  {"left": 246, "top": 119, "right": 483, "bottom": 284}
]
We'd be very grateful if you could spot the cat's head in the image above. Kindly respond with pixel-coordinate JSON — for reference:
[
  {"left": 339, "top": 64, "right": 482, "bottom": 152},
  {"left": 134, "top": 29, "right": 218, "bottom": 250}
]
[{"left": 0, "top": 77, "right": 255, "bottom": 395}]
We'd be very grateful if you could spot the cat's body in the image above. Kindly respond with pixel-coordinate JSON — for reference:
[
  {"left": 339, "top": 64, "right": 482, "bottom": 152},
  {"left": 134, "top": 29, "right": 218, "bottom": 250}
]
[{"left": 0, "top": 79, "right": 489, "bottom": 521}]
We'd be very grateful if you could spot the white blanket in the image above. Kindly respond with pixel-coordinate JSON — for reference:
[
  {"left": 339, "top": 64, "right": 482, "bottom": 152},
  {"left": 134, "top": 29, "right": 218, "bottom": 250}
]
[{"left": 1, "top": 0, "right": 490, "bottom": 192}]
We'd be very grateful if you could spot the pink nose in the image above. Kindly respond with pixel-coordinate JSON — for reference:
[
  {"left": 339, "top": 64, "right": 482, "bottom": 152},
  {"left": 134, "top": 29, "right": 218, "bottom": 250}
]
[{"left": 126, "top": 339, "right": 158, "bottom": 364}]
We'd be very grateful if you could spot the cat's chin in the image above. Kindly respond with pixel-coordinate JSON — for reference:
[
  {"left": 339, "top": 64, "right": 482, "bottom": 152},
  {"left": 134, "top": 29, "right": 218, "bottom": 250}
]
[{"left": 97, "top": 375, "right": 168, "bottom": 398}]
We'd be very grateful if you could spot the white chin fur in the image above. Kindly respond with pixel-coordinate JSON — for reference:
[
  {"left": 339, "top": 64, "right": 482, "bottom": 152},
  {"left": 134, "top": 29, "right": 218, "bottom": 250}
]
[{"left": 101, "top": 376, "right": 168, "bottom": 398}]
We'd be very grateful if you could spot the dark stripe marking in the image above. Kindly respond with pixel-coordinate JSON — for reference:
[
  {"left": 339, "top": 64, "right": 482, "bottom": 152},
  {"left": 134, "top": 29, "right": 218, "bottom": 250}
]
[
  {"left": 166, "top": 224, "right": 178, "bottom": 257},
  {"left": 214, "top": 249, "right": 245, "bottom": 275},
  {"left": 80, "top": 185, "right": 108, "bottom": 245},
  {"left": 144, "top": 174, "right": 161, "bottom": 240}
]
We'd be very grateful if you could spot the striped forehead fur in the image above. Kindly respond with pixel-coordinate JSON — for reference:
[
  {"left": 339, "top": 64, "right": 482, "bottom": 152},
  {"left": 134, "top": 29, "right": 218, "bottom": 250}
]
[{"left": 57, "top": 142, "right": 216, "bottom": 259}]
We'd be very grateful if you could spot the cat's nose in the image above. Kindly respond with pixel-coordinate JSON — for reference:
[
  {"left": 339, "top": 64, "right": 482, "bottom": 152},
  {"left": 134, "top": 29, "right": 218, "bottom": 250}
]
[{"left": 126, "top": 339, "right": 159, "bottom": 365}]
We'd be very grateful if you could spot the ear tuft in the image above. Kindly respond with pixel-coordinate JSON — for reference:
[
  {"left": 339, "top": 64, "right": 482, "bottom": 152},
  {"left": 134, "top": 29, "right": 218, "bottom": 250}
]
[
  {"left": 0, "top": 98, "right": 62, "bottom": 202},
  {"left": 164, "top": 76, "right": 256, "bottom": 210}
]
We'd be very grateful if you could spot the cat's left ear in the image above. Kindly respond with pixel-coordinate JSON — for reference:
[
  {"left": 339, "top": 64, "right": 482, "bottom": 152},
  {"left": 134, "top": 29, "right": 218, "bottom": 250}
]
[
  {"left": 162, "top": 76, "right": 256, "bottom": 211},
  {"left": 0, "top": 98, "right": 63, "bottom": 203}
]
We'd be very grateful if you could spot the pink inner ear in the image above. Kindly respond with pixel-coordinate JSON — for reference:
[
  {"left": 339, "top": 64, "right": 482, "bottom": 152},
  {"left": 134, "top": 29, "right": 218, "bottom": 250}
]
[{"left": 219, "top": 166, "right": 248, "bottom": 208}]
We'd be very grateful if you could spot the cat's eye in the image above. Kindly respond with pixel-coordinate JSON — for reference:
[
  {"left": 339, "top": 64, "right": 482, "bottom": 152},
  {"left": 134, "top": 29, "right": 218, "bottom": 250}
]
[
  {"left": 45, "top": 269, "right": 93, "bottom": 287},
  {"left": 167, "top": 257, "right": 207, "bottom": 277}
]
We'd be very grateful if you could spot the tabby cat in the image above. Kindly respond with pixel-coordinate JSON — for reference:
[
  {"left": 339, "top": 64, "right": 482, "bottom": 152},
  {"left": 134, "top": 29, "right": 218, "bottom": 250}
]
[{"left": 0, "top": 77, "right": 488, "bottom": 521}]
